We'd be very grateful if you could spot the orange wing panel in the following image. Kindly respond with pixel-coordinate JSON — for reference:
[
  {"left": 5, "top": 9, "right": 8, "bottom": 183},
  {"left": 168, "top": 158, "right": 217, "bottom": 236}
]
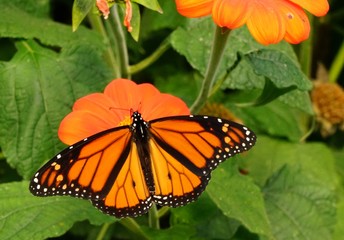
[{"left": 96, "top": 142, "right": 152, "bottom": 217}]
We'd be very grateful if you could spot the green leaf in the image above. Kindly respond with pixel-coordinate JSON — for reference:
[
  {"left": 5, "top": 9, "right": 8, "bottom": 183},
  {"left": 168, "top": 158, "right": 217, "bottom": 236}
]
[
  {"left": 142, "top": 225, "right": 195, "bottom": 240},
  {"left": 206, "top": 161, "right": 272, "bottom": 239},
  {"left": 333, "top": 192, "right": 344, "bottom": 240},
  {"left": 133, "top": 0, "right": 162, "bottom": 13},
  {"left": 140, "top": 0, "right": 186, "bottom": 40},
  {"left": 170, "top": 18, "right": 216, "bottom": 76},
  {"left": 242, "top": 49, "right": 312, "bottom": 91},
  {"left": 230, "top": 98, "right": 310, "bottom": 141},
  {"left": 130, "top": 3, "right": 141, "bottom": 41},
  {"left": 170, "top": 192, "right": 240, "bottom": 239},
  {"left": 171, "top": 19, "right": 298, "bottom": 82},
  {"left": 263, "top": 165, "right": 336, "bottom": 240},
  {"left": 0, "top": 181, "right": 114, "bottom": 240},
  {"left": 242, "top": 136, "right": 339, "bottom": 187},
  {"left": 154, "top": 70, "right": 200, "bottom": 107},
  {"left": 0, "top": 40, "right": 112, "bottom": 179},
  {"left": 237, "top": 78, "right": 297, "bottom": 107},
  {"left": 333, "top": 189, "right": 344, "bottom": 240},
  {"left": 333, "top": 149, "right": 344, "bottom": 240},
  {"left": 119, "top": 2, "right": 141, "bottom": 41},
  {"left": 170, "top": 19, "right": 312, "bottom": 113},
  {"left": 72, "top": 0, "right": 95, "bottom": 31},
  {"left": 0, "top": 3, "right": 103, "bottom": 48},
  {"left": 0, "top": 0, "right": 50, "bottom": 18}
]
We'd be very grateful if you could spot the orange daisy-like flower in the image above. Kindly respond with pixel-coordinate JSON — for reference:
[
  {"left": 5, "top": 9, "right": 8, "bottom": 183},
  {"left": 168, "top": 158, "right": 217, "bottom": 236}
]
[
  {"left": 58, "top": 79, "right": 190, "bottom": 145},
  {"left": 175, "top": 0, "right": 329, "bottom": 45}
]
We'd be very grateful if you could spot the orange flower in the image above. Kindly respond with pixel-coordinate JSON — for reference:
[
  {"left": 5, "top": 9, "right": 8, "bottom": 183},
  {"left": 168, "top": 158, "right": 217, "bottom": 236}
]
[
  {"left": 58, "top": 79, "right": 190, "bottom": 145},
  {"left": 175, "top": 0, "right": 329, "bottom": 45}
]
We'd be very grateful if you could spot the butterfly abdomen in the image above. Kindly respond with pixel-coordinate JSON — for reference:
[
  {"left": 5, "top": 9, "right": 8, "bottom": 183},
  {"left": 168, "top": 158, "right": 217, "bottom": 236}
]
[{"left": 131, "top": 112, "right": 155, "bottom": 193}]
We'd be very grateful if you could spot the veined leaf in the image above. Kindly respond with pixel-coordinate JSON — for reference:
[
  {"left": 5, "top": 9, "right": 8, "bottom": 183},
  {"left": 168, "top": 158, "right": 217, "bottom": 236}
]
[
  {"left": 133, "top": 0, "right": 162, "bottom": 13},
  {"left": 0, "top": 2, "right": 102, "bottom": 48},
  {"left": 170, "top": 193, "right": 240, "bottom": 239},
  {"left": 0, "top": 181, "right": 114, "bottom": 240},
  {"left": 170, "top": 19, "right": 312, "bottom": 113},
  {"left": 0, "top": 40, "right": 112, "bottom": 179},
  {"left": 72, "top": 0, "right": 95, "bottom": 31},
  {"left": 242, "top": 49, "right": 312, "bottom": 91},
  {"left": 118, "top": 2, "right": 141, "bottom": 41},
  {"left": 237, "top": 78, "right": 297, "bottom": 107},
  {"left": 206, "top": 161, "right": 272, "bottom": 239},
  {"left": 242, "top": 136, "right": 339, "bottom": 187},
  {"left": 264, "top": 165, "right": 336, "bottom": 240}
]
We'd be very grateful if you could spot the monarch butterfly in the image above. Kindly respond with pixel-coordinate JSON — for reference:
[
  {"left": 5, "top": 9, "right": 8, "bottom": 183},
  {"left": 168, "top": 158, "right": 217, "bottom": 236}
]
[{"left": 29, "top": 111, "right": 256, "bottom": 218}]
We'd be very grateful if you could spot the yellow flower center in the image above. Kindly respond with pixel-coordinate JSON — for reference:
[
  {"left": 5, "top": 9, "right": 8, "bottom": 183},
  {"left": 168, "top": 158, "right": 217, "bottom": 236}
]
[{"left": 118, "top": 115, "right": 132, "bottom": 126}]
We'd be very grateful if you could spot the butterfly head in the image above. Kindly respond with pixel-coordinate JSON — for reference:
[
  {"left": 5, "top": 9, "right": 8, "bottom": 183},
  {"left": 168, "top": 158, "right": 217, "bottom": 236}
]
[
  {"left": 131, "top": 111, "right": 143, "bottom": 124},
  {"left": 130, "top": 111, "right": 149, "bottom": 138}
]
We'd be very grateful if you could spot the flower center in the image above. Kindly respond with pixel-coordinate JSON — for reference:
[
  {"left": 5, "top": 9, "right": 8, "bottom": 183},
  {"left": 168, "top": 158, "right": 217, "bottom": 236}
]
[{"left": 118, "top": 115, "right": 132, "bottom": 126}]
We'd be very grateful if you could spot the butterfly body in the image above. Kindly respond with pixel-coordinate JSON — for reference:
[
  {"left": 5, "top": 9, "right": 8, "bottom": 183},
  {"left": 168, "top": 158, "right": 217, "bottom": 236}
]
[
  {"left": 30, "top": 111, "right": 256, "bottom": 218},
  {"left": 130, "top": 112, "right": 155, "bottom": 193}
]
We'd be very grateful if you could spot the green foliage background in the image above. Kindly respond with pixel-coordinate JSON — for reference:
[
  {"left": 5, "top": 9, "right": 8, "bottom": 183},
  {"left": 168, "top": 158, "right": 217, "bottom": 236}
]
[{"left": 0, "top": 0, "right": 343, "bottom": 239}]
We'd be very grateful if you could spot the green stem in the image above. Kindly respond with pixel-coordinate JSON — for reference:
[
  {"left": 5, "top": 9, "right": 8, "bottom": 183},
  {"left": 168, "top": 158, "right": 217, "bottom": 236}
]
[
  {"left": 110, "top": 5, "right": 130, "bottom": 79},
  {"left": 129, "top": 39, "right": 171, "bottom": 75},
  {"left": 104, "top": 19, "right": 121, "bottom": 78},
  {"left": 157, "top": 206, "right": 170, "bottom": 218},
  {"left": 96, "top": 223, "right": 111, "bottom": 240},
  {"left": 299, "top": 14, "right": 314, "bottom": 78},
  {"left": 120, "top": 218, "right": 149, "bottom": 239},
  {"left": 329, "top": 40, "right": 344, "bottom": 83},
  {"left": 148, "top": 203, "right": 160, "bottom": 229},
  {"left": 87, "top": 13, "right": 119, "bottom": 78},
  {"left": 190, "top": 27, "right": 231, "bottom": 113}
]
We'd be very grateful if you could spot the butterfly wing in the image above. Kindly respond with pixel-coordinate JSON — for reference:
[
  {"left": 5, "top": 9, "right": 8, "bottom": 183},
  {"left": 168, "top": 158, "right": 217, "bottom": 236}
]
[
  {"left": 29, "top": 126, "right": 152, "bottom": 218},
  {"left": 148, "top": 115, "right": 256, "bottom": 207}
]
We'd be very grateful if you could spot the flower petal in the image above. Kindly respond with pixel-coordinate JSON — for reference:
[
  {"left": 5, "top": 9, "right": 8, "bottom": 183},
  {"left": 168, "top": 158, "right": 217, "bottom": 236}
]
[
  {"left": 279, "top": 2, "right": 310, "bottom": 44},
  {"left": 246, "top": 1, "right": 286, "bottom": 45},
  {"left": 104, "top": 79, "right": 142, "bottom": 113},
  {"left": 59, "top": 93, "right": 122, "bottom": 144},
  {"left": 288, "top": 0, "right": 329, "bottom": 16},
  {"left": 58, "top": 79, "right": 190, "bottom": 145},
  {"left": 58, "top": 111, "right": 108, "bottom": 145},
  {"left": 73, "top": 93, "right": 123, "bottom": 123},
  {"left": 142, "top": 93, "right": 190, "bottom": 121},
  {"left": 175, "top": 0, "right": 213, "bottom": 18},
  {"left": 212, "top": 0, "right": 252, "bottom": 29},
  {"left": 138, "top": 83, "right": 161, "bottom": 105}
]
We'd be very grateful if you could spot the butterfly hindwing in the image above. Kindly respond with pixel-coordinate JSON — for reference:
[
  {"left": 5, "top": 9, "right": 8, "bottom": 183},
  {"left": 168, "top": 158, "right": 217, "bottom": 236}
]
[
  {"left": 148, "top": 137, "right": 210, "bottom": 207},
  {"left": 148, "top": 115, "right": 256, "bottom": 207},
  {"left": 92, "top": 141, "right": 152, "bottom": 217}
]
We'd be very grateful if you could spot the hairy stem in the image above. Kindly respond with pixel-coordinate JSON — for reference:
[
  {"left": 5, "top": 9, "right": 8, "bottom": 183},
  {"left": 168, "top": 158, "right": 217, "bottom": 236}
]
[{"left": 190, "top": 27, "right": 231, "bottom": 113}]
